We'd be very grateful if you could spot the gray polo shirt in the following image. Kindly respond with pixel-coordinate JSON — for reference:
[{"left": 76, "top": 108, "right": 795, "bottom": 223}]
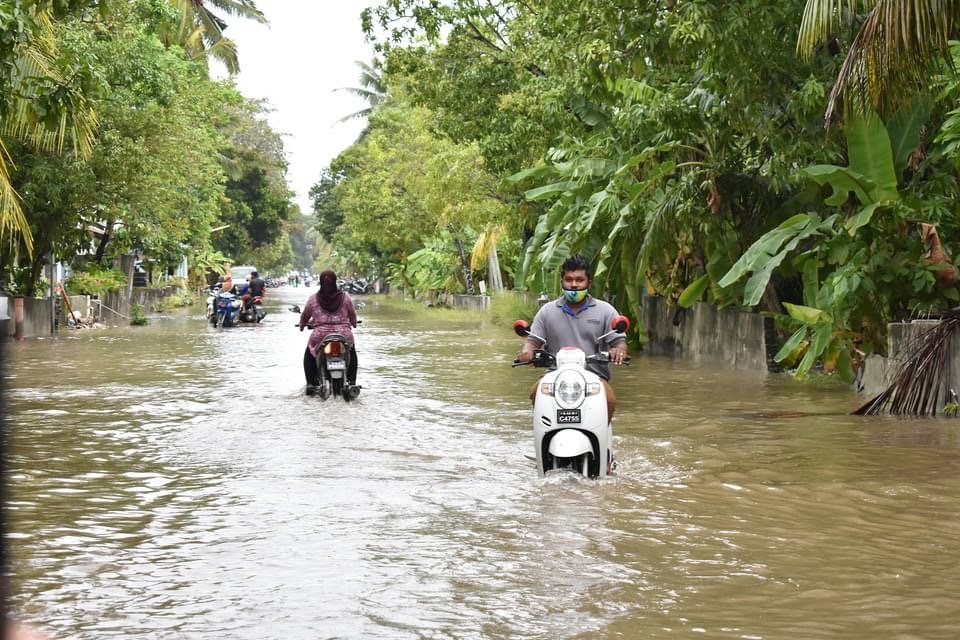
[{"left": 529, "top": 295, "right": 626, "bottom": 380}]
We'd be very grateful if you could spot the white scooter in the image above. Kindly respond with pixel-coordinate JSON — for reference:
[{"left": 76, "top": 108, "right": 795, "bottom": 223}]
[{"left": 512, "top": 316, "right": 630, "bottom": 478}]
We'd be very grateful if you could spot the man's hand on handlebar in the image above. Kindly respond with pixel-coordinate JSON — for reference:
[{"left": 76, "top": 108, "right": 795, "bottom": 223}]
[
  {"left": 608, "top": 344, "right": 628, "bottom": 365},
  {"left": 515, "top": 349, "right": 534, "bottom": 364}
]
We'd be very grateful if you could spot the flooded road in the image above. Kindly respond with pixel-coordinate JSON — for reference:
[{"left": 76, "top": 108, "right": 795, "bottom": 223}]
[{"left": 6, "top": 287, "right": 960, "bottom": 639}]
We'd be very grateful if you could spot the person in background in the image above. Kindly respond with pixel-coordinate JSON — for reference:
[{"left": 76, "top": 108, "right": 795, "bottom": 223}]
[
  {"left": 242, "top": 270, "right": 266, "bottom": 311},
  {"left": 299, "top": 270, "right": 359, "bottom": 388},
  {"left": 220, "top": 263, "right": 234, "bottom": 294}
]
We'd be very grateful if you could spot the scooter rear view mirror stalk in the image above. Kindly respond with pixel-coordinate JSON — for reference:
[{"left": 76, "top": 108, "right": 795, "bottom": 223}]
[
  {"left": 596, "top": 315, "right": 631, "bottom": 344},
  {"left": 512, "top": 319, "right": 546, "bottom": 345}
]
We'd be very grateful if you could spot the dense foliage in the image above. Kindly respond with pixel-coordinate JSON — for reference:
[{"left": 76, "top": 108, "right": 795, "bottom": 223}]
[
  {"left": 1, "top": 0, "right": 301, "bottom": 296},
  {"left": 307, "top": 0, "right": 960, "bottom": 380}
]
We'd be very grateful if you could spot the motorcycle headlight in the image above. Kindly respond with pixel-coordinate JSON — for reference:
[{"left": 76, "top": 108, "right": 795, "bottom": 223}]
[{"left": 553, "top": 370, "right": 586, "bottom": 409}]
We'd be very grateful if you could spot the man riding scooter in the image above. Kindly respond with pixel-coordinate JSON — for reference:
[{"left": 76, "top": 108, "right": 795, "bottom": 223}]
[
  {"left": 241, "top": 270, "right": 266, "bottom": 313},
  {"left": 515, "top": 254, "right": 628, "bottom": 418}
]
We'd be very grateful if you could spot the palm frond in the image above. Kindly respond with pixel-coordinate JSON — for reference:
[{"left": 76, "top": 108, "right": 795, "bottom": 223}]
[
  {"left": 334, "top": 87, "right": 386, "bottom": 104},
  {"left": 797, "top": 0, "right": 868, "bottom": 58},
  {"left": 853, "top": 312, "right": 960, "bottom": 415},
  {"left": 333, "top": 59, "right": 388, "bottom": 123},
  {"left": 0, "top": 138, "right": 32, "bottom": 254},
  {"left": 0, "top": 9, "right": 99, "bottom": 256},
  {"left": 354, "top": 60, "right": 387, "bottom": 94},
  {"left": 196, "top": 6, "right": 228, "bottom": 44},
  {"left": 800, "top": 0, "right": 960, "bottom": 122},
  {"left": 334, "top": 107, "right": 373, "bottom": 124},
  {"left": 174, "top": 0, "right": 262, "bottom": 72},
  {"left": 470, "top": 223, "right": 507, "bottom": 271},
  {"left": 204, "top": 36, "right": 241, "bottom": 74},
  {"left": 637, "top": 183, "right": 686, "bottom": 293},
  {"left": 200, "top": 0, "right": 267, "bottom": 23}
]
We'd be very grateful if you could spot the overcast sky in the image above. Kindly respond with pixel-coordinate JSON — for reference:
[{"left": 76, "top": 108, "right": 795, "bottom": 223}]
[{"left": 214, "top": 1, "right": 377, "bottom": 215}]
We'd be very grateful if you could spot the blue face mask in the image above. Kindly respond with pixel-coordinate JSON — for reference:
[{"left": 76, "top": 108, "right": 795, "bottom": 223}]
[{"left": 563, "top": 288, "right": 588, "bottom": 304}]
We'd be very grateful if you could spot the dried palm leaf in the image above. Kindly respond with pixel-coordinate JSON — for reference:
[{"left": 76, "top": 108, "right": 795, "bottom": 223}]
[{"left": 852, "top": 311, "right": 960, "bottom": 415}]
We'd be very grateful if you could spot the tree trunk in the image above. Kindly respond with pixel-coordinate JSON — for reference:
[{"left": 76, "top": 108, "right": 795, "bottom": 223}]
[
  {"left": 761, "top": 281, "right": 781, "bottom": 315},
  {"left": 93, "top": 221, "right": 113, "bottom": 265},
  {"left": 25, "top": 242, "right": 49, "bottom": 298},
  {"left": 455, "top": 237, "right": 475, "bottom": 295},
  {"left": 487, "top": 243, "right": 503, "bottom": 292}
]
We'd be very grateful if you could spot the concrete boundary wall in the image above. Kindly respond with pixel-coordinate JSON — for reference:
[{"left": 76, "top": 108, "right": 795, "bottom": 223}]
[
  {"left": 62, "top": 295, "right": 92, "bottom": 324},
  {"left": 2, "top": 297, "right": 54, "bottom": 337},
  {"left": 642, "top": 296, "right": 771, "bottom": 371},
  {"left": 98, "top": 286, "right": 176, "bottom": 325},
  {"left": 2, "top": 285, "right": 179, "bottom": 338},
  {"left": 451, "top": 294, "right": 490, "bottom": 311}
]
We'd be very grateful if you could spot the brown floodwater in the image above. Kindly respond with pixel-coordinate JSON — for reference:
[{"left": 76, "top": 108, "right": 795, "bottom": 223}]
[{"left": 5, "top": 287, "right": 960, "bottom": 639}]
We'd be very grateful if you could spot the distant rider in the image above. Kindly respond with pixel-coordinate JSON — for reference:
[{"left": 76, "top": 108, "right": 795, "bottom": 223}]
[
  {"left": 219, "top": 263, "right": 234, "bottom": 294},
  {"left": 241, "top": 270, "right": 266, "bottom": 312},
  {"left": 516, "top": 254, "right": 628, "bottom": 417},
  {"left": 299, "top": 269, "right": 359, "bottom": 388}
]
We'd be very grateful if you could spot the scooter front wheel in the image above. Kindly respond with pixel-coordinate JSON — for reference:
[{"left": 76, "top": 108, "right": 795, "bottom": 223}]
[{"left": 551, "top": 453, "right": 592, "bottom": 476}]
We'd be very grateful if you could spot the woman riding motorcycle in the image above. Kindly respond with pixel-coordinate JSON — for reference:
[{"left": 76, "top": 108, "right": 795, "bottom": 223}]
[{"left": 299, "top": 270, "right": 359, "bottom": 387}]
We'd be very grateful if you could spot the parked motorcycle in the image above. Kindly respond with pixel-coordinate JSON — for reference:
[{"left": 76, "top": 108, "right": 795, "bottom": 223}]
[
  {"left": 338, "top": 276, "right": 370, "bottom": 294},
  {"left": 512, "top": 316, "right": 630, "bottom": 478},
  {"left": 207, "top": 289, "right": 241, "bottom": 328}
]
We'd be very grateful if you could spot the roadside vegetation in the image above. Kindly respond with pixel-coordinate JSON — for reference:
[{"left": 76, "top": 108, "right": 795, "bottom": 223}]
[
  {"left": 0, "top": 0, "right": 316, "bottom": 298},
  {"left": 311, "top": 1, "right": 960, "bottom": 381}
]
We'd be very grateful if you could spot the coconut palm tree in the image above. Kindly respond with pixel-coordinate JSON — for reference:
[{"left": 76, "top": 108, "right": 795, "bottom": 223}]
[
  {"left": 0, "top": 10, "right": 98, "bottom": 255},
  {"left": 334, "top": 59, "right": 388, "bottom": 123},
  {"left": 798, "top": 0, "right": 960, "bottom": 123},
  {"left": 172, "top": 0, "right": 268, "bottom": 74}
]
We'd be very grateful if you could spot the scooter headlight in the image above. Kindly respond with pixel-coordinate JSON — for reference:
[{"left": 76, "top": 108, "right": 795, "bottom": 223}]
[{"left": 553, "top": 370, "right": 586, "bottom": 409}]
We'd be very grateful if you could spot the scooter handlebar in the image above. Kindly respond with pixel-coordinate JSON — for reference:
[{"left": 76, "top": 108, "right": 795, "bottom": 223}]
[
  {"left": 511, "top": 350, "right": 555, "bottom": 368},
  {"left": 589, "top": 351, "right": 632, "bottom": 365},
  {"left": 295, "top": 321, "right": 361, "bottom": 329}
]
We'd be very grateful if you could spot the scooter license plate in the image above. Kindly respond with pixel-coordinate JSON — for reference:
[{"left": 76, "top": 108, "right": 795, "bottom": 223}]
[
  {"left": 326, "top": 360, "right": 346, "bottom": 371},
  {"left": 556, "top": 409, "right": 581, "bottom": 424}
]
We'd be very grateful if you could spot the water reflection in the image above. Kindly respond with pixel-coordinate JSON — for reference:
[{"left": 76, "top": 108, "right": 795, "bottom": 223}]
[{"left": 7, "top": 289, "right": 960, "bottom": 639}]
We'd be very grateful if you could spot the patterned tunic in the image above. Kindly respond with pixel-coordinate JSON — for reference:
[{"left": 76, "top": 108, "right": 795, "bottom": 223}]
[{"left": 300, "top": 294, "right": 357, "bottom": 357}]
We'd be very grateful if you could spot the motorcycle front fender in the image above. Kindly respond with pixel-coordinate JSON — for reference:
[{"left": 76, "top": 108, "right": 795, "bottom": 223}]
[{"left": 547, "top": 429, "right": 593, "bottom": 458}]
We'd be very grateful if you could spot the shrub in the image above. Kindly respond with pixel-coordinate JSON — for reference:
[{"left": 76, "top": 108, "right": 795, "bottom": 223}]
[
  {"left": 66, "top": 267, "right": 127, "bottom": 296},
  {"left": 130, "top": 303, "right": 148, "bottom": 326}
]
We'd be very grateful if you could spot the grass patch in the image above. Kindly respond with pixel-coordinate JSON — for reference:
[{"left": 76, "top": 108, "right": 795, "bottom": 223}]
[
  {"left": 370, "top": 293, "right": 480, "bottom": 322},
  {"left": 366, "top": 291, "right": 540, "bottom": 329},
  {"left": 152, "top": 292, "right": 196, "bottom": 312},
  {"left": 489, "top": 291, "right": 538, "bottom": 326}
]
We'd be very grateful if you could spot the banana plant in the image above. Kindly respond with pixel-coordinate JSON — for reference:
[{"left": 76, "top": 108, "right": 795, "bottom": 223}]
[{"left": 716, "top": 109, "right": 947, "bottom": 380}]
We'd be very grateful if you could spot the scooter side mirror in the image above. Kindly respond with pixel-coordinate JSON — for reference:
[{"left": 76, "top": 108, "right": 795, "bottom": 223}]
[
  {"left": 513, "top": 319, "right": 530, "bottom": 337},
  {"left": 290, "top": 305, "right": 301, "bottom": 314},
  {"left": 612, "top": 315, "right": 630, "bottom": 333}
]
